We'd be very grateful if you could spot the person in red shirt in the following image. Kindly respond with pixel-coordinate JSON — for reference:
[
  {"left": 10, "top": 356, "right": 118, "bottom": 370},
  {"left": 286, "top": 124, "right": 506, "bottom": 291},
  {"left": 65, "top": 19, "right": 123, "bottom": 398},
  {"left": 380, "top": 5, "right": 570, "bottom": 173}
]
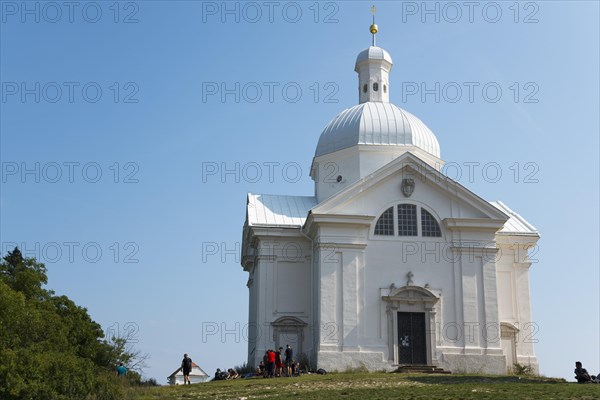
[{"left": 266, "top": 349, "right": 276, "bottom": 378}]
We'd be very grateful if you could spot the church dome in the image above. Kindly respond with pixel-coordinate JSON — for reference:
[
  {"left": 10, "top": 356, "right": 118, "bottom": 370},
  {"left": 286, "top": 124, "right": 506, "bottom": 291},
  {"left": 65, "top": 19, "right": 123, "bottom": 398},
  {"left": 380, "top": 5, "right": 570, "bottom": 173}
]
[{"left": 314, "top": 102, "right": 440, "bottom": 158}]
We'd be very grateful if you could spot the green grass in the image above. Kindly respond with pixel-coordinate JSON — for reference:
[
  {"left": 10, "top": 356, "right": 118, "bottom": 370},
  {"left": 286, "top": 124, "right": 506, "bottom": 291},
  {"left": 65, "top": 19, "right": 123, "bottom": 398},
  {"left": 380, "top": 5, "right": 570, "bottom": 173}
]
[{"left": 128, "top": 373, "right": 600, "bottom": 400}]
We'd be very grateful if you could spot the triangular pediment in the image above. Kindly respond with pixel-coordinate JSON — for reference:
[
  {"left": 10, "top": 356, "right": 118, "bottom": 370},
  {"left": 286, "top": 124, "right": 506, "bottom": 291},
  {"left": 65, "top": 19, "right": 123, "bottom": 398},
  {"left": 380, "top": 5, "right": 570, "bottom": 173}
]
[{"left": 310, "top": 152, "right": 508, "bottom": 223}]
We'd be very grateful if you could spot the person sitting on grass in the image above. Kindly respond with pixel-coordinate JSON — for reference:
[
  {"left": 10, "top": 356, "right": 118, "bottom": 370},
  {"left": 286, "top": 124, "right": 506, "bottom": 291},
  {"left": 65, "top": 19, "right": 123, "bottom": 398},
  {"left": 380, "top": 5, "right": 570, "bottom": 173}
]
[
  {"left": 213, "top": 368, "right": 227, "bottom": 381},
  {"left": 227, "top": 368, "right": 239, "bottom": 380},
  {"left": 575, "top": 361, "right": 594, "bottom": 383}
]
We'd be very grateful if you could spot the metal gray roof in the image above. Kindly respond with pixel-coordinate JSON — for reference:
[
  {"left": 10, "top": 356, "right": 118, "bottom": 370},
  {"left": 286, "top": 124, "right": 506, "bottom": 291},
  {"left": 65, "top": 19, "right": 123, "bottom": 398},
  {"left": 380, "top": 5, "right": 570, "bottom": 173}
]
[
  {"left": 314, "top": 102, "right": 441, "bottom": 158},
  {"left": 247, "top": 194, "right": 317, "bottom": 227},
  {"left": 355, "top": 46, "right": 393, "bottom": 68},
  {"left": 490, "top": 201, "right": 538, "bottom": 235},
  {"left": 246, "top": 197, "right": 536, "bottom": 235}
]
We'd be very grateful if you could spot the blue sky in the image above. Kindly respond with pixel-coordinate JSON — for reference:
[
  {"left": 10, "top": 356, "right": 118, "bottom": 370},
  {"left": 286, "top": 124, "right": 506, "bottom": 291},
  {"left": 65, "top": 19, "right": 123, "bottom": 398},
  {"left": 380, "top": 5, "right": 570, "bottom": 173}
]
[{"left": 1, "top": 1, "right": 598, "bottom": 383}]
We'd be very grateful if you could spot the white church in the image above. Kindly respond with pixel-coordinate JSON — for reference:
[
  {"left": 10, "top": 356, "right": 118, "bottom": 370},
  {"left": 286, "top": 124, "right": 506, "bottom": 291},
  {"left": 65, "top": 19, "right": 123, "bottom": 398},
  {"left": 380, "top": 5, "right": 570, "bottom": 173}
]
[{"left": 241, "top": 20, "right": 539, "bottom": 374}]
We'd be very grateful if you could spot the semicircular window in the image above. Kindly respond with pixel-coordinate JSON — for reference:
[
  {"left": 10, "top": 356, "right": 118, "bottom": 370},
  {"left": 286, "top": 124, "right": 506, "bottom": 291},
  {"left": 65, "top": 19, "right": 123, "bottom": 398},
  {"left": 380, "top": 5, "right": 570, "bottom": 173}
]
[
  {"left": 374, "top": 207, "right": 394, "bottom": 236},
  {"left": 421, "top": 209, "right": 442, "bottom": 237}
]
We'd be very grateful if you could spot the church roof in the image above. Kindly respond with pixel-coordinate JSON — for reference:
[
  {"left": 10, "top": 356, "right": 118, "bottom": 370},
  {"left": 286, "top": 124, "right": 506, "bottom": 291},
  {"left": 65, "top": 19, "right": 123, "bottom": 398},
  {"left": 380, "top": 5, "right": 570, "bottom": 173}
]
[
  {"left": 247, "top": 194, "right": 317, "bottom": 227},
  {"left": 490, "top": 201, "right": 539, "bottom": 236},
  {"left": 314, "top": 102, "right": 440, "bottom": 158},
  {"left": 244, "top": 180, "right": 536, "bottom": 235}
]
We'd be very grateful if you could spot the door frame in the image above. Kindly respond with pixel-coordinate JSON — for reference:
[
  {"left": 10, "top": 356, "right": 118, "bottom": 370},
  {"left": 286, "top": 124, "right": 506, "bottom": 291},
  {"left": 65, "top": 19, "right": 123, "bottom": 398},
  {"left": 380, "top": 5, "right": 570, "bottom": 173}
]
[
  {"left": 383, "top": 286, "right": 440, "bottom": 366},
  {"left": 271, "top": 316, "right": 306, "bottom": 356},
  {"left": 397, "top": 311, "right": 427, "bottom": 365}
]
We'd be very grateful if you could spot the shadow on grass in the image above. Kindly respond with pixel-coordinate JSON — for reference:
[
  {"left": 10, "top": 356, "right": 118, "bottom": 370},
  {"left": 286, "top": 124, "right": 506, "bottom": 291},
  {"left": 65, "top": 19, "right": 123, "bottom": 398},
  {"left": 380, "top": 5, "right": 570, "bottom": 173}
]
[{"left": 404, "top": 375, "right": 566, "bottom": 385}]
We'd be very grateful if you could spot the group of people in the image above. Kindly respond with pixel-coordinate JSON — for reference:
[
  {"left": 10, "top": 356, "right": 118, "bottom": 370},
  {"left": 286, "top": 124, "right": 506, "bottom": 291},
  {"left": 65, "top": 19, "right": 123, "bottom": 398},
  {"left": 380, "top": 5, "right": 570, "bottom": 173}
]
[
  {"left": 124, "top": 355, "right": 600, "bottom": 384},
  {"left": 213, "top": 368, "right": 240, "bottom": 380},
  {"left": 575, "top": 361, "right": 600, "bottom": 384},
  {"left": 257, "top": 345, "right": 299, "bottom": 378}
]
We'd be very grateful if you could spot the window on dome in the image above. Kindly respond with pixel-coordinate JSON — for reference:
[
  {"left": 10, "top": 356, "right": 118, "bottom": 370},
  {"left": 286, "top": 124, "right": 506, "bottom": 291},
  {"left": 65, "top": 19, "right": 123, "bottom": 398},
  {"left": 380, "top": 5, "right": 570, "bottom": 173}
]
[
  {"left": 373, "top": 82, "right": 379, "bottom": 92},
  {"left": 363, "top": 84, "right": 368, "bottom": 93},
  {"left": 374, "top": 207, "right": 394, "bottom": 236},
  {"left": 421, "top": 209, "right": 442, "bottom": 237},
  {"left": 383, "top": 85, "right": 387, "bottom": 93},
  {"left": 397, "top": 204, "right": 417, "bottom": 236}
]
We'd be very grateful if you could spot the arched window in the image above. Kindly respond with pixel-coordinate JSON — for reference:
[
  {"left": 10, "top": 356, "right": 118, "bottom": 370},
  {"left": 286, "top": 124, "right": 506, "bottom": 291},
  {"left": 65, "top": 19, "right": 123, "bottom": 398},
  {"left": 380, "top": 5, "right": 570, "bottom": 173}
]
[
  {"left": 373, "top": 82, "right": 379, "bottom": 92},
  {"left": 363, "top": 84, "right": 368, "bottom": 93},
  {"left": 374, "top": 207, "right": 394, "bottom": 236},
  {"left": 421, "top": 209, "right": 442, "bottom": 237},
  {"left": 383, "top": 84, "right": 387, "bottom": 93},
  {"left": 397, "top": 204, "right": 417, "bottom": 236},
  {"left": 373, "top": 204, "right": 443, "bottom": 238}
]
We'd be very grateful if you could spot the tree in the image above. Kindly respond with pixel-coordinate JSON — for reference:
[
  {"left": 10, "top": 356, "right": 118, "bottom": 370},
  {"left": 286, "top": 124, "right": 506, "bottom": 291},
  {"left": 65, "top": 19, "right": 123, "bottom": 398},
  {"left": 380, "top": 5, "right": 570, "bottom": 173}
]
[
  {"left": 0, "top": 247, "right": 149, "bottom": 400},
  {"left": 0, "top": 247, "right": 48, "bottom": 300},
  {"left": 105, "top": 330, "right": 150, "bottom": 375}
]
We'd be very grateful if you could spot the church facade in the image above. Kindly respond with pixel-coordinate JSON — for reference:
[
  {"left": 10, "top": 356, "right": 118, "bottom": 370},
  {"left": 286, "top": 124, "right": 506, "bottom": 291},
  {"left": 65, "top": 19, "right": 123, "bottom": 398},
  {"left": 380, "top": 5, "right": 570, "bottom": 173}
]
[{"left": 241, "top": 28, "right": 539, "bottom": 374}]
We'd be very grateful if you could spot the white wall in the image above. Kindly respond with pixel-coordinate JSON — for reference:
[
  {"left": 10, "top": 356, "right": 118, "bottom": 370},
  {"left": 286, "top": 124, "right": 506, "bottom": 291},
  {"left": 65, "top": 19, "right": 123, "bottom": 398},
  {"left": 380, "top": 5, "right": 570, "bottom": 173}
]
[
  {"left": 311, "top": 165, "right": 509, "bottom": 373},
  {"left": 495, "top": 235, "right": 539, "bottom": 372},
  {"left": 170, "top": 368, "right": 209, "bottom": 385},
  {"left": 312, "top": 147, "right": 444, "bottom": 204},
  {"left": 246, "top": 233, "right": 313, "bottom": 367},
  {"left": 247, "top": 159, "right": 538, "bottom": 374}
]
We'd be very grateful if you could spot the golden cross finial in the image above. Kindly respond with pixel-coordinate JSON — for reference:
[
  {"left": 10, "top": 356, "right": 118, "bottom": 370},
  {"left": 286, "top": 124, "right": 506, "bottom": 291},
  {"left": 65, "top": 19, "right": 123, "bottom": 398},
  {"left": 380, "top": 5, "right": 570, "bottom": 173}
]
[{"left": 370, "top": 5, "right": 378, "bottom": 46}]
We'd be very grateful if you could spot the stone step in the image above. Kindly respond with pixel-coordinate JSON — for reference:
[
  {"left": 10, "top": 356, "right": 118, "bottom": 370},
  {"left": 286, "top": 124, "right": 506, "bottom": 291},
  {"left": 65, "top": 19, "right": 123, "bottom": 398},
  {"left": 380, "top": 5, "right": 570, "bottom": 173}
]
[{"left": 392, "top": 365, "right": 451, "bottom": 374}]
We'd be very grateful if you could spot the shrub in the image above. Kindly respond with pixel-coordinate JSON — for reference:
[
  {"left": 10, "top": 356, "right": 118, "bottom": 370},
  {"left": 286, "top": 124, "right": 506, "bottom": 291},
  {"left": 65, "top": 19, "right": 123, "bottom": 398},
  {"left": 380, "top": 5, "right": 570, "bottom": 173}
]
[
  {"left": 297, "top": 352, "right": 311, "bottom": 373},
  {"left": 232, "top": 361, "right": 255, "bottom": 375},
  {"left": 513, "top": 363, "right": 534, "bottom": 375}
]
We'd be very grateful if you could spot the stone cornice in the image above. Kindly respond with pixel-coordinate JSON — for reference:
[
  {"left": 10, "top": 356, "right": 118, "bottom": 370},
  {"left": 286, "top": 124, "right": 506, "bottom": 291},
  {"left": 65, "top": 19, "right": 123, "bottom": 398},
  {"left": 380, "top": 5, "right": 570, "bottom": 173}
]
[
  {"left": 303, "top": 213, "right": 374, "bottom": 237},
  {"left": 496, "top": 235, "right": 540, "bottom": 246},
  {"left": 449, "top": 246, "right": 499, "bottom": 256},
  {"left": 444, "top": 218, "right": 506, "bottom": 232},
  {"left": 249, "top": 226, "right": 306, "bottom": 239},
  {"left": 513, "top": 262, "right": 534, "bottom": 270},
  {"left": 314, "top": 241, "right": 367, "bottom": 250}
]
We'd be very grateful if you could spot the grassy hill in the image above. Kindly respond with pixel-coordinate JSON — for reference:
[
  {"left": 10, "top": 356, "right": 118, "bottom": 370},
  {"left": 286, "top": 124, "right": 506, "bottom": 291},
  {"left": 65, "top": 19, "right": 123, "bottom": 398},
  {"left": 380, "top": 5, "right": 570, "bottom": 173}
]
[{"left": 128, "top": 372, "right": 599, "bottom": 400}]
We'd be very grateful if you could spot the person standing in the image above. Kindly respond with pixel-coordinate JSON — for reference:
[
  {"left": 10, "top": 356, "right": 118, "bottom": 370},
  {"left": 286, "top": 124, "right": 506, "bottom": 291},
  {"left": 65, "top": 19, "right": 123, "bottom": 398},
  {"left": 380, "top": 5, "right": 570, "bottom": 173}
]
[
  {"left": 181, "top": 353, "right": 193, "bottom": 385},
  {"left": 284, "top": 345, "right": 294, "bottom": 377},
  {"left": 275, "top": 347, "right": 284, "bottom": 377},
  {"left": 116, "top": 362, "right": 127, "bottom": 377},
  {"left": 266, "top": 349, "right": 276, "bottom": 378},
  {"left": 262, "top": 352, "right": 268, "bottom": 378}
]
